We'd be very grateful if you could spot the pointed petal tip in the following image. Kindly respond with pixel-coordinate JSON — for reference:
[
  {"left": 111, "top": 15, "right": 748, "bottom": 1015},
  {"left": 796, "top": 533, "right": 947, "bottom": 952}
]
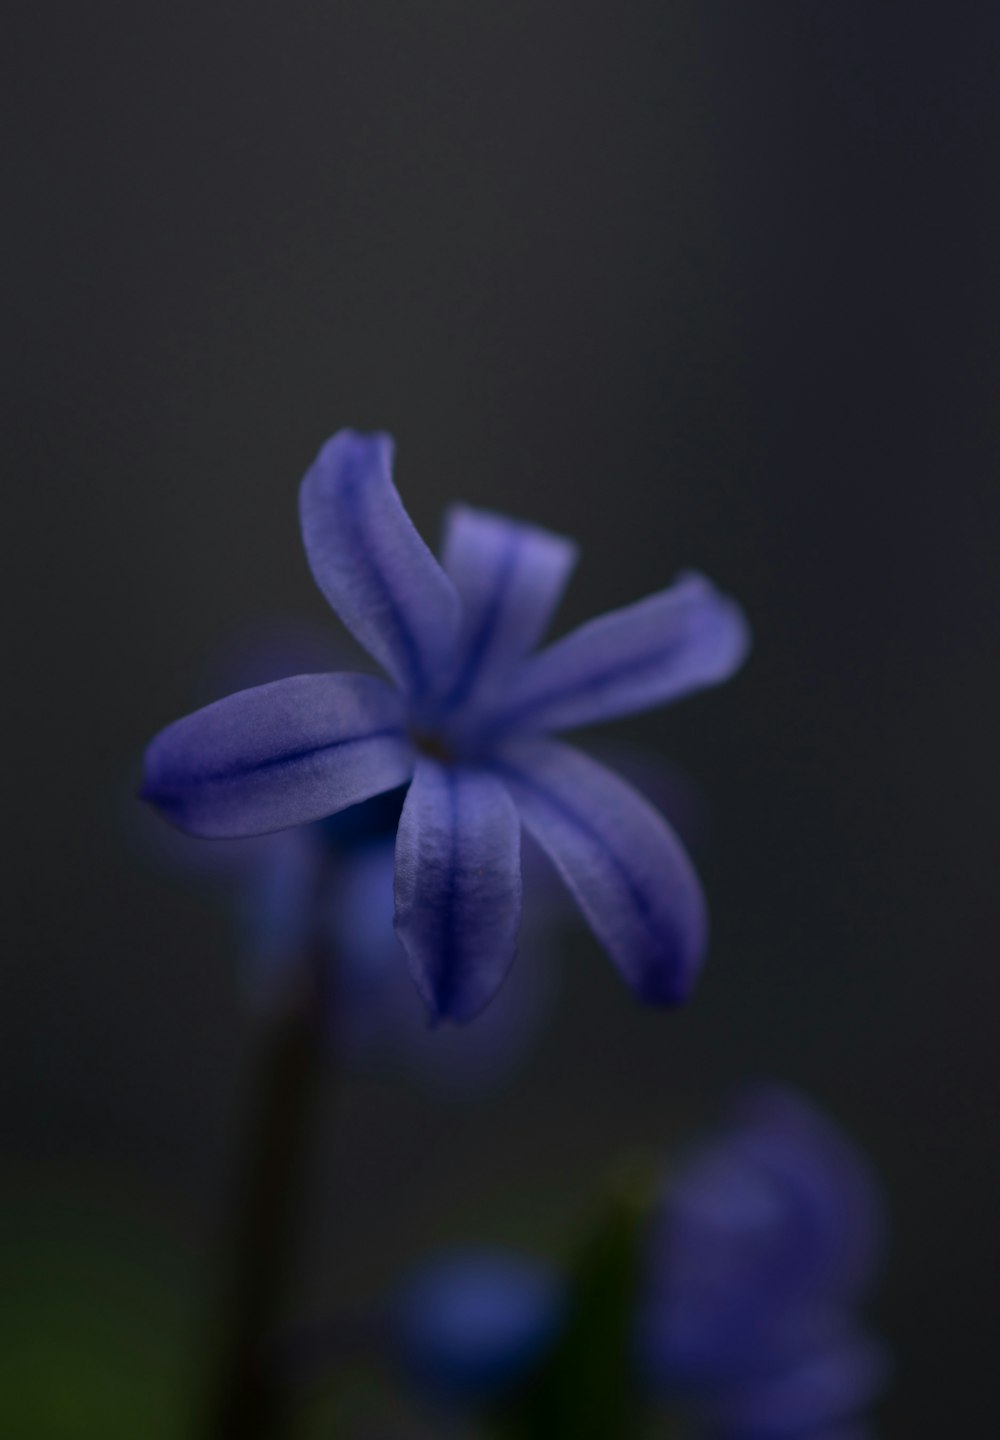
[
  {"left": 632, "top": 946, "right": 705, "bottom": 1008},
  {"left": 716, "top": 595, "right": 753, "bottom": 677},
  {"left": 628, "top": 885, "right": 707, "bottom": 1008},
  {"left": 418, "top": 990, "right": 480, "bottom": 1028},
  {"left": 443, "top": 500, "right": 579, "bottom": 556},
  {"left": 138, "top": 775, "right": 184, "bottom": 830},
  {"left": 139, "top": 738, "right": 195, "bottom": 830},
  {"left": 434, "top": 977, "right": 509, "bottom": 1026},
  {"left": 311, "top": 427, "right": 395, "bottom": 466},
  {"left": 674, "top": 569, "right": 753, "bottom": 677},
  {"left": 399, "top": 919, "right": 517, "bottom": 1028}
]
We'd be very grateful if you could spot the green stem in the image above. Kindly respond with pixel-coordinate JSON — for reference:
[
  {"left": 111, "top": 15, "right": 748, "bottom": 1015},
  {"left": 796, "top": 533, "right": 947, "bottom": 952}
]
[{"left": 203, "top": 955, "right": 326, "bottom": 1440}]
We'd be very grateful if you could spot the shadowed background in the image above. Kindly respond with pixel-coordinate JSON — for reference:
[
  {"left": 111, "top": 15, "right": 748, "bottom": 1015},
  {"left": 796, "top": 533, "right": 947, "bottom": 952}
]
[{"left": 5, "top": 3, "right": 999, "bottom": 1434}]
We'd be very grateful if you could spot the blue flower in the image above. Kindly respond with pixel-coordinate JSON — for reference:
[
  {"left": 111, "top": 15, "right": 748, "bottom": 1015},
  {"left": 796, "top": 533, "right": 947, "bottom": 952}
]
[
  {"left": 391, "top": 1089, "right": 887, "bottom": 1437},
  {"left": 142, "top": 430, "right": 748, "bottom": 1021},
  {"left": 640, "top": 1086, "right": 888, "bottom": 1438},
  {"left": 393, "top": 1249, "right": 566, "bottom": 1402}
]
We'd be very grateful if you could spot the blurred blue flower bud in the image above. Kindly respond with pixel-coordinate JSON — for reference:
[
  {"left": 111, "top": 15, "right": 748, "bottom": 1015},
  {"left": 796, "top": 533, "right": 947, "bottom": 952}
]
[
  {"left": 640, "top": 1086, "right": 888, "bottom": 1437},
  {"left": 393, "top": 1249, "right": 565, "bottom": 1402}
]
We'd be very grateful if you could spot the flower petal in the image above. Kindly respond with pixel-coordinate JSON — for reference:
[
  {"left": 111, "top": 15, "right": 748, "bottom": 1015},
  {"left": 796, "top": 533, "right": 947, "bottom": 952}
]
[
  {"left": 299, "top": 430, "right": 460, "bottom": 696},
  {"left": 486, "top": 572, "right": 749, "bottom": 736},
  {"left": 142, "top": 673, "right": 414, "bottom": 837},
  {"left": 440, "top": 505, "right": 578, "bottom": 708},
  {"left": 394, "top": 759, "right": 522, "bottom": 1023},
  {"left": 493, "top": 739, "right": 706, "bottom": 1004}
]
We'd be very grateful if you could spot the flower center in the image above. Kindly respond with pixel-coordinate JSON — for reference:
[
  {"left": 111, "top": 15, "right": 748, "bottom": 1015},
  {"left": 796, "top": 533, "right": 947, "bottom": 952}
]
[{"left": 410, "top": 729, "right": 456, "bottom": 764}]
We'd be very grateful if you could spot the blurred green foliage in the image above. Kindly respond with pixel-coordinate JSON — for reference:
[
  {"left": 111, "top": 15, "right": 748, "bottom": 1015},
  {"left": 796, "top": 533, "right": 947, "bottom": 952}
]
[
  {"left": 0, "top": 1173, "right": 196, "bottom": 1438},
  {"left": 488, "top": 1157, "right": 669, "bottom": 1440}
]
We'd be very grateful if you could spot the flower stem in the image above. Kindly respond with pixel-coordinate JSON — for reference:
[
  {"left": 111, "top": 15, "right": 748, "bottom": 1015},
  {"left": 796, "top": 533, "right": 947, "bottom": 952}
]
[{"left": 203, "top": 956, "right": 327, "bottom": 1440}]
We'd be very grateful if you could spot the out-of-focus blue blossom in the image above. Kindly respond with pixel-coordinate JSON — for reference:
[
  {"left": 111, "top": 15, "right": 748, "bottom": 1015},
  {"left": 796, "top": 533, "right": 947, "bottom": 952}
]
[
  {"left": 640, "top": 1086, "right": 888, "bottom": 1438},
  {"left": 143, "top": 430, "right": 748, "bottom": 1021},
  {"left": 390, "top": 1089, "right": 887, "bottom": 1436},
  {"left": 393, "top": 1249, "right": 566, "bottom": 1402}
]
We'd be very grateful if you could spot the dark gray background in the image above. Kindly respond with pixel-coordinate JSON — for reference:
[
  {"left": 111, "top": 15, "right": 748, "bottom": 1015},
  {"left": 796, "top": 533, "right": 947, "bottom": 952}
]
[{"left": 6, "top": 4, "right": 999, "bottom": 1434}]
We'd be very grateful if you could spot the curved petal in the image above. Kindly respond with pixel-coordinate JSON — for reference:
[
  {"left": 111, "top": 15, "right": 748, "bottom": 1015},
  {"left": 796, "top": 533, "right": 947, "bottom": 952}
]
[
  {"left": 440, "top": 505, "right": 578, "bottom": 708},
  {"left": 299, "top": 430, "right": 460, "bottom": 697},
  {"left": 493, "top": 739, "right": 706, "bottom": 1005},
  {"left": 142, "top": 672, "right": 414, "bottom": 837},
  {"left": 485, "top": 572, "right": 749, "bottom": 736},
  {"left": 393, "top": 759, "right": 522, "bottom": 1023}
]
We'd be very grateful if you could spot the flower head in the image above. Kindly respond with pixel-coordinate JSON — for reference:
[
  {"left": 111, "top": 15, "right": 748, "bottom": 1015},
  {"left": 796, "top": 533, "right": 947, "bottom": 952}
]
[
  {"left": 142, "top": 430, "right": 748, "bottom": 1021},
  {"left": 640, "top": 1086, "right": 888, "bottom": 1437}
]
